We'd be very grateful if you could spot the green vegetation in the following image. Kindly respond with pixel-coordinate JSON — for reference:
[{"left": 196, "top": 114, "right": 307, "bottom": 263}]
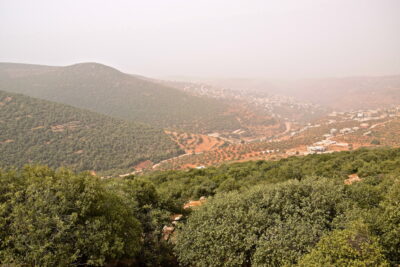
[
  {"left": 145, "top": 147, "right": 400, "bottom": 204},
  {"left": 297, "top": 221, "right": 389, "bottom": 267},
  {"left": 371, "top": 139, "right": 381, "bottom": 145},
  {"left": 172, "top": 159, "right": 400, "bottom": 266},
  {"left": 0, "top": 166, "right": 142, "bottom": 266},
  {"left": 0, "top": 62, "right": 271, "bottom": 133},
  {"left": 146, "top": 147, "right": 400, "bottom": 266},
  {"left": 1, "top": 148, "right": 400, "bottom": 266},
  {"left": 0, "top": 90, "right": 182, "bottom": 173},
  {"left": 0, "top": 166, "right": 178, "bottom": 266},
  {"left": 175, "top": 177, "right": 346, "bottom": 266}
]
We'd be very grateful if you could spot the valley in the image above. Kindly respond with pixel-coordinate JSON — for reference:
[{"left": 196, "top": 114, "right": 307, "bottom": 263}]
[
  {"left": 3, "top": 62, "right": 400, "bottom": 175},
  {"left": 148, "top": 105, "right": 400, "bottom": 171},
  {"left": 2, "top": 1, "right": 400, "bottom": 266}
]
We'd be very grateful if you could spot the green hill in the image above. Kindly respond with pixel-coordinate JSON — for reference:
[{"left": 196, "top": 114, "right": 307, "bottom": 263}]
[
  {"left": 0, "top": 90, "right": 183, "bottom": 173},
  {"left": 0, "top": 62, "right": 245, "bottom": 133}
]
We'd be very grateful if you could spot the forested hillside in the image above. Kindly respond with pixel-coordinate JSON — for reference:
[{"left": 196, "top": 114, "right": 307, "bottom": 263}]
[
  {"left": 1, "top": 148, "right": 400, "bottom": 266},
  {"left": 0, "top": 90, "right": 182, "bottom": 172},
  {"left": 0, "top": 62, "right": 266, "bottom": 133}
]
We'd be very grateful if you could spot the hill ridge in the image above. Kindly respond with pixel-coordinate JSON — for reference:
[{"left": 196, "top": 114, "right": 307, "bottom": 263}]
[{"left": 0, "top": 62, "right": 255, "bottom": 133}]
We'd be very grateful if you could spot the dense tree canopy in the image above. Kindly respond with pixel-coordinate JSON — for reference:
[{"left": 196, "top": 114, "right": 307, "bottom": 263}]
[
  {"left": 144, "top": 147, "right": 400, "bottom": 205},
  {"left": 297, "top": 221, "right": 389, "bottom": 267},
  {"left": 166, "top": 149, "right": 400, "bottom": 266},
  {"left": 374, "top": 179, "right": 400, "bottom": 265},
  {"left": 1, "top": 148, "right": 400, "bottom": 266},
  {"left": 174, "top": 177, "right": 347, "bottom": 266},
  {"left": 0, "top": 166, "right": 142, "bottom": 266}
]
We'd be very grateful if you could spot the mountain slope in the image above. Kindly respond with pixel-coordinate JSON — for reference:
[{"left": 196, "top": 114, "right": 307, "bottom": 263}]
[
  {"left": 0, "top": 62, "right": 252, "bottom": 133},
  {"left": 0, "top": 90, "right": 183, "bottom": 173}
]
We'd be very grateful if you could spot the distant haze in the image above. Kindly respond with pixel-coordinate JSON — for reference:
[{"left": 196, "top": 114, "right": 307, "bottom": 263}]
[{"left": 1, "top": 0, "right": 399, "bottom": 79}]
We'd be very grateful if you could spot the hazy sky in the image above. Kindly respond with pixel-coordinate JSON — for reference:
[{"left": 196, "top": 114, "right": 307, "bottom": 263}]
[{"left": 1, "top": 0, "right": 399, "bottom": 78}]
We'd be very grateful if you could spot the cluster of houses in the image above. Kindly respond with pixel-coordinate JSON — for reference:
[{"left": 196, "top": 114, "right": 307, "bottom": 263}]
[
  {"left": 306, "top": 126, "right": 355, "bottom": 154},
  {"left": 294, "top": 107, "right": 400, "bottom": 155},
  {"left": 329, "top": 107, "right": 400, "bottom": 122},
  {"left": 306, "top": 146, "right": 326, "bottom": 154},
  {"left": 320, "top": 126, "right": 362, "bottom": 139},
  {"left": 182, "top": 81, "right": 323, "bottom": 125},
  {"left": 262, "top": 149, "right": 280, "bottom": 154},
  {"left": 306, "top": 141, "right": 350, "bottom": 155}
]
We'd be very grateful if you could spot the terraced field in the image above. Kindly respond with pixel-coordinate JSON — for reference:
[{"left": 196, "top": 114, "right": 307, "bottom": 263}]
[
  {"left": 165, "top": 131, "right": 226, "bottom": 154},
  {"left": 154, "top": 112, "right": 400, "bottom": 170}
]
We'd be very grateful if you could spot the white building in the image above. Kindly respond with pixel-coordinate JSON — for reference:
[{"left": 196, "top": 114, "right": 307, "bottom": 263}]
[{"left": 307, "top": 146, "right": 326, "bottom": 154}]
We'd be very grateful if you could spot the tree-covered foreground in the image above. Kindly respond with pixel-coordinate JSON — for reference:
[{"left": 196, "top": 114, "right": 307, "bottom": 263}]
[{"left": 1, "top": 147, "right": 400, "bottom": 266}]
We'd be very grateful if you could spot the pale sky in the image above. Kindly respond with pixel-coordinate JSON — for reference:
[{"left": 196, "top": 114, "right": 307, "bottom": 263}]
[{"left": 1, "top": 0, "right": 399, "bottom": 79}]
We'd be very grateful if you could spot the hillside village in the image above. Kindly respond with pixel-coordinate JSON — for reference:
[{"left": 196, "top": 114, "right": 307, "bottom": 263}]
[
  {"left": 288, "top": 106, "right": 400, "bottom": 155},
  {"left": 175, "top": 82, "right": 327, "bottom": 123}
]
